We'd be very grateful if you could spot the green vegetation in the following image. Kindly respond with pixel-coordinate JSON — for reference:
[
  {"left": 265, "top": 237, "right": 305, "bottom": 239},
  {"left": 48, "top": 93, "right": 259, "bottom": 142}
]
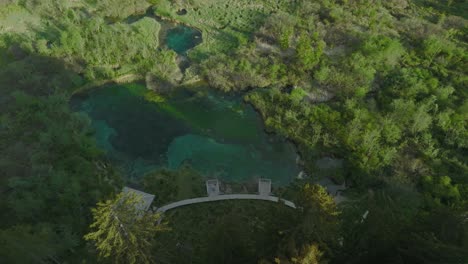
[
  {"left": 1, "top": 0, "right": 180, "bottom": 82},
  {"left": 142, "top": 165, "right": 205, "bottom": 206},
  {"left": 154, "top": 199, "right": 297, "bottom": 263},
  {"left": 152, "top": 184, "right": 339, "bottom": 264},
  {"left": 153, "top": 0, "right": 291, "bottom": 55},
  {"left": 0, "top": 4, "right": 40, "bottom": 34},
  {"left": 41, "top": 15, "right": 163, "bottom": 79},
  {"left": 0, "top": 72, "right": 120, "bottom": 261},
  {"left": 0, "top": 0, "right": 467, "bottom": 263},
  {"left": 85, "top": 192, "right": 168, "bottom": 264}
]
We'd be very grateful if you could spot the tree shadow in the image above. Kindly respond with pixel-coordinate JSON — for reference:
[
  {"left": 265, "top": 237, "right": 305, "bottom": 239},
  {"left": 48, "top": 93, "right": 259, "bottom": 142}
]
[
  {"left": 413, "top": 0, "right": 468, "bottom": 19},
  {"left": 0, "top": 40, "right": 91, "bottom": 186},
  {"left": 0, "top": 45, "right": 86, "bottom": 99}
]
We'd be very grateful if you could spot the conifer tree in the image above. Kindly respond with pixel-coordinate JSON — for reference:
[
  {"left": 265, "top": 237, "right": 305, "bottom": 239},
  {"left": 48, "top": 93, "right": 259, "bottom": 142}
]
[
  {"left": 84, "top": 192, "right": 168, "bottom": 264},
  {"left": 295, "top": 184, "right": 340, "bottom": 250}
]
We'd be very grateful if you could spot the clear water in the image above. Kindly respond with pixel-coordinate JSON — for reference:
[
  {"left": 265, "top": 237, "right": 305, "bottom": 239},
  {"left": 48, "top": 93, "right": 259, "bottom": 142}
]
[
  {"left": 165, "top": 25, "right": 202, "bottom": 54},
  {"left": 70, "top": 83, "right": 300, "bottom": 184}
]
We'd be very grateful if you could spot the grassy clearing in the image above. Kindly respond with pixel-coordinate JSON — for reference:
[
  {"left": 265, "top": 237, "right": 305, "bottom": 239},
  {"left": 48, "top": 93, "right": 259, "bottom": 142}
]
[
  {"left": 153, "top": 0, "right": 291, "bottom": 56},
  {"left": 0, "top": 4, "right": 41, "bottom": 34}
]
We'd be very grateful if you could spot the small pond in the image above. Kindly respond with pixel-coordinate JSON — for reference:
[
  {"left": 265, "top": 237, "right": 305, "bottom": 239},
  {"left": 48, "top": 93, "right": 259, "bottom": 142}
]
[
  {"left": 71, "top": 84, "right": 300, "bottom": 185},
  {"left": 165, "top": 25, "right": 202, "bottom": 54},
  {"left": 123, "top": 9, "right": 202, "bottom": 54}
]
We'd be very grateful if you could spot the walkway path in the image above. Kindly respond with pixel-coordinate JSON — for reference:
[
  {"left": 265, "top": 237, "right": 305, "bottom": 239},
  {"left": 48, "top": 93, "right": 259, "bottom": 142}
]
[{"left": 156, "top": 194, "right": 296, "bottom": 213}]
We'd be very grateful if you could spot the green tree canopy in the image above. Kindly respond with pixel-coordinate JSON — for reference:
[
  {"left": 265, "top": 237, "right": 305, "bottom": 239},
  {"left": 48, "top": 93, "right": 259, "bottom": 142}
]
[{"left": 84, "top": 192, "right": 168, "bottom": 264}]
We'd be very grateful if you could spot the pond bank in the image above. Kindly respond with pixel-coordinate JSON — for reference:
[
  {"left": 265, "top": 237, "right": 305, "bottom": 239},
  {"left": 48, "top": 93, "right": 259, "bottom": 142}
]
[{"left": 70, "top": 83, "right": 301, "bottom": 185}]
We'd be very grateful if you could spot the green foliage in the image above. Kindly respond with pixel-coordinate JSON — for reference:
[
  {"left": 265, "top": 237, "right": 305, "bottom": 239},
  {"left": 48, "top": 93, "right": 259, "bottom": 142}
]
[
  {"left": 339, "top": 181, "right": 468, "bottom": 263},
  {"left": 202, "top": 52, "right": 273, "bottom": 91},
  {"left": 1, "top": 4, "right": 171, "bottom": 83},
  {"left": 414, "top": 0, "right": 468, "bottom": 19},
  {"left": 245, "top": 90, "right": 327, "bottom": 150},
  {"left": 95, "top": 0, "right": 150, "bottom": 20},
  {"left": 0, "top": 55, "right": 83, "bottom": 96},
  {"left": 0, "top": 224, "right": 75, "bottom": 263},
  {"left": 241, "top": 0, "right": 467, "bottom": 195},
  {"left": 41, "top": 14, "right": 163, "bottom": 80},
  {"left": 205, "top": 212, "right": 256, "bottom": 263},
  {"left": 0, "top": 3, "right": 40, "bottom": 34},
  {"left": 0, "top": 0, "right": 467, "bottom": 262},
  {"left": 0, "top": 47, "right": 119, "bottom": 261},
  {"left": 132, "top": 17, "right": 162, "bottom": 47},
  {"left": 421, "top": 175, "right": 461, "bottom": 206},
  {"left": 84, "top": 192, "right": 168, "bottom": 264},
  {"left": 154, "top": 200, "right": 297, "bottom": 264},
  {"left": 0, "top": 91, "right": 119, "bottom": 260},
  {"left": 293, "top": 244, "right": 326, "bottom": 264},
  {"left": 294, "top": 184, "right": 340, "bottom": 248},
  {"left": 148, "top": 49, "right": 183, "bottom": 83},
  {"left": 289, "top": 87, "right": 307, "bottom": 103},
  {"left": 240, "top": 3, "right": 467, "bottom": 261},
  {"left": 153, "top": 0, "right": 292, "bottom": 54},
  {"left": 295, "top": 32, "right": 324, "bottom": 71},
  {"left": 279, "top": 26, "right": 293, "bottom": 50},
  {"left": 142, "top": 165, "right": 205, "bottom": 206},
  {"left": 409, "top": 206, "right": 468, "bottom": 262},
  {"left": 261, "top": 11, "right": 297, "bottom": 49},
  {"left": 2, "top": 92, "right": 117, "bottom": 221},
  {"left": 339, "top": 183, "right": 422, "bottom": 263},
  {"left": 360, "top": 35, "right": 405, "bottom": 71},
  {"left": 261, "top": 243, "right": 327, "bottom": 264}
]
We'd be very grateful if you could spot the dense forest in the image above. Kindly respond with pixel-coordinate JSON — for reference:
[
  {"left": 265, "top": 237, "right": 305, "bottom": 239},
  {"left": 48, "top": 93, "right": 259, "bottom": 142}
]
[{"left": 0, "top": 0, "right": 467, "bottom": 263}]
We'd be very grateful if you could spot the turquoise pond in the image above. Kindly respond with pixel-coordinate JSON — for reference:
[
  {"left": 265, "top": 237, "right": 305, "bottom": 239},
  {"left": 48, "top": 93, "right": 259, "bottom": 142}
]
[
  {"left": 165, "top": 25, "right": 202, "bottom": 54},
  {"left": 70, "top": 84, "right": 300, "bottom": 184}
]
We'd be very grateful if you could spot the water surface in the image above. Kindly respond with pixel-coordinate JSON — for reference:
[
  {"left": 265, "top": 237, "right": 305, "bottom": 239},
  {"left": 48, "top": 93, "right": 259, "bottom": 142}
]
[
  {"left": 71, "top": 84, "right": 299, "bottom": 184},
  {"left": 165, "top": 25, "right": 202, "bottom": 54}
]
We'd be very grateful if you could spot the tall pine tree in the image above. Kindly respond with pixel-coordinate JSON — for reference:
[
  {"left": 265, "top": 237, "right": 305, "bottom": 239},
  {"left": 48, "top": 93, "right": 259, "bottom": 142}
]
[{"left": 84, "top": 192, "right": 168, "bottom": 264}]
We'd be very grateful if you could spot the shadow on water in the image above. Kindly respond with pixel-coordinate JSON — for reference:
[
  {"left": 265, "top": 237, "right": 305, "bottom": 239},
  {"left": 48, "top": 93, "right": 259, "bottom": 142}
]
[{"left": 70, "top": 83, "right": 301, "bottom": 184}]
